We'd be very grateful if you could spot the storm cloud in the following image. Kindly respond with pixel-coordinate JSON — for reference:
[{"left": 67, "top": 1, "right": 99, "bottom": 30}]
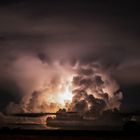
[{"left": 0, "top": 0, "right": 139, "bottom": 114}]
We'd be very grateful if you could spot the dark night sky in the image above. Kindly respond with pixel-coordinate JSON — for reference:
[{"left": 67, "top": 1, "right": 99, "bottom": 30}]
[{"left": 0, "top": 0, "right": 140, "bottom": 113}]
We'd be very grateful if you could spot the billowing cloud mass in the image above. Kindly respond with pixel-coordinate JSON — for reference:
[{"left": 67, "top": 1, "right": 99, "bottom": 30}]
[
  {"left": 0, "top": 1, "right": 139, "bottom": 120},
  {"left": 5, "top": 61, "right": 122, "bottom": 117},
  {"left": 70, "top": 64, "right": 123, "bottom": 116}
]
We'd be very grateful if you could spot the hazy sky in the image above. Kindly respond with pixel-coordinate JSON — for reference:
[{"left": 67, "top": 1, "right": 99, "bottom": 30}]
[{"left": 0, "top": 0, "right": 140, "bottom": 113}]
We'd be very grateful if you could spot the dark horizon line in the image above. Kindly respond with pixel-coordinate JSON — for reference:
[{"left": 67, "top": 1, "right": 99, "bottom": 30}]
[{"left": 9, "top": 111, "right": 140, "bottom": 117}]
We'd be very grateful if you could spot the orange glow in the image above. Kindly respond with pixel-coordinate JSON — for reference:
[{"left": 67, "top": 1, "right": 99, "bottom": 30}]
[{"left": 44, "top": 74, "right": 74, "bottom": 111}]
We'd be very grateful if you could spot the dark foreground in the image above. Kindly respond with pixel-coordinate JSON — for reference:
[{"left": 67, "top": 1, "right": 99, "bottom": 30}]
[{"left": 0, "top": 129, "right": 140, "bottom": 140}]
